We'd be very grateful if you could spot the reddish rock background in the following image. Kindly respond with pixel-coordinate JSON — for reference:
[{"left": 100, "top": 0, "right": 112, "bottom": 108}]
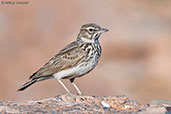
[
  {"left": 1, "top": 95, "right": 170, "bottom": 114},
  {"left": 0, "top": 0, "right": 170, "bottom": 103}
]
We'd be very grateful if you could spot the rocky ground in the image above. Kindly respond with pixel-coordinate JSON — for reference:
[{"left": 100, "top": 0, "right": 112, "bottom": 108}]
[{"left": 0, "top": 95, "right": 170, "bottom": 114}]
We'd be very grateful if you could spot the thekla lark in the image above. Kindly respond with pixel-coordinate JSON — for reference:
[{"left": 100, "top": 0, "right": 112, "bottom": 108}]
[{"left": 18, "top": 23, "right": 108, "bottom": 95}]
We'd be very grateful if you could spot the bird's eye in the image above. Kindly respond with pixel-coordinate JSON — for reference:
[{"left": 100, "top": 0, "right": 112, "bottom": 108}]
[{"left": 88, "top": 28, "right": 94, "bottom": 32}]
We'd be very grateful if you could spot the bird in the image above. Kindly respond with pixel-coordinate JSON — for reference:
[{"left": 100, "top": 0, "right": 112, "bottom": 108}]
[{"left": 18, "top": 23, "right": 108, "bottom": 96}]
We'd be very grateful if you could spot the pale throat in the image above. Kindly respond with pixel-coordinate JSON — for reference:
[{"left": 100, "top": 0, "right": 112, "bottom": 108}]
[{"left": 80, "top": 37, "right": 95, "bottom": 43}]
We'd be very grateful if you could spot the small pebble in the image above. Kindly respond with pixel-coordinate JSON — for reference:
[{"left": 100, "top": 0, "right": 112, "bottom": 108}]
[
  {"left": 80, "top": 98, "right": 84, "bottom": 101},
  {"left": 101, "top": 101, "right": 110, "bottom": 108},
  {"left": 124, "top": 105, "right": 130, "bottom": 109},
  {"left": 57, "top": 98, "right": 62, "bottom": 101},
  {"left": 82, "top": 107, "right": 87, "bottom": 110},
  {"left": 131, "top": 100, "right": 138, "bottom": 104},
  {"left": 166, "top": 107, "right": 171, "bottom": 111},
  {"left": 165, "top": 107, "right": 171, "bottom": 114},
  {"left": 37, "top": 102, "right": 42, "bottom": 104}
]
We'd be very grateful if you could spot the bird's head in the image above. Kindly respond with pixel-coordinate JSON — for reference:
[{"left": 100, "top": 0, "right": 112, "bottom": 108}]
[{"left": 77, "top": 23, "right": 108, "bottom": 43}]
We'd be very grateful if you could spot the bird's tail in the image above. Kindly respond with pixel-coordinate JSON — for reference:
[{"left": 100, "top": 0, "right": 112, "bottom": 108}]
[
  {"left": 18, "top": 76, "right": 53, "bottom": 91},
  {"left": 18, "top": 79, "right": 37, "bottom": 91}
]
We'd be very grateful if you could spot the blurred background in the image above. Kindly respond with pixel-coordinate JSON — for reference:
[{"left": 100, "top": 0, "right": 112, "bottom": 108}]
[{"left": 0, "top": 0, "right": 170, "bottom": 103}]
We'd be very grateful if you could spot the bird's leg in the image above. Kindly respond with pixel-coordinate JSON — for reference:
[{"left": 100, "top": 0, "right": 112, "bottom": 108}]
[
  {"left": 58, "top": 79, "right": 72, "bottom": 96},
  {"left": 70, "top": 78, "right": 82, "bottom": 95},
  {"left": 72, "top": 82, "right": 82, "bottom": 95}
]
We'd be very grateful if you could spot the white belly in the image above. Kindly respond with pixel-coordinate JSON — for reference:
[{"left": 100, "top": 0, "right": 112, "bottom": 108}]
[{"left": 54, "top": 57, "right": 98, "bottom": 80}]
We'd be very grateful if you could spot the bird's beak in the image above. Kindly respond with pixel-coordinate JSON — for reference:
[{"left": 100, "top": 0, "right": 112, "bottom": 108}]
[{"left": 100, "top": 28, "right": 109, "bottom": 33}]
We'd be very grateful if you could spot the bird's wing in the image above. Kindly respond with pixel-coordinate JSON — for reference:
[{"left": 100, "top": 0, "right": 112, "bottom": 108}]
[{"left": 29, "top": 41, "right": 85, "bottom": 80}]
